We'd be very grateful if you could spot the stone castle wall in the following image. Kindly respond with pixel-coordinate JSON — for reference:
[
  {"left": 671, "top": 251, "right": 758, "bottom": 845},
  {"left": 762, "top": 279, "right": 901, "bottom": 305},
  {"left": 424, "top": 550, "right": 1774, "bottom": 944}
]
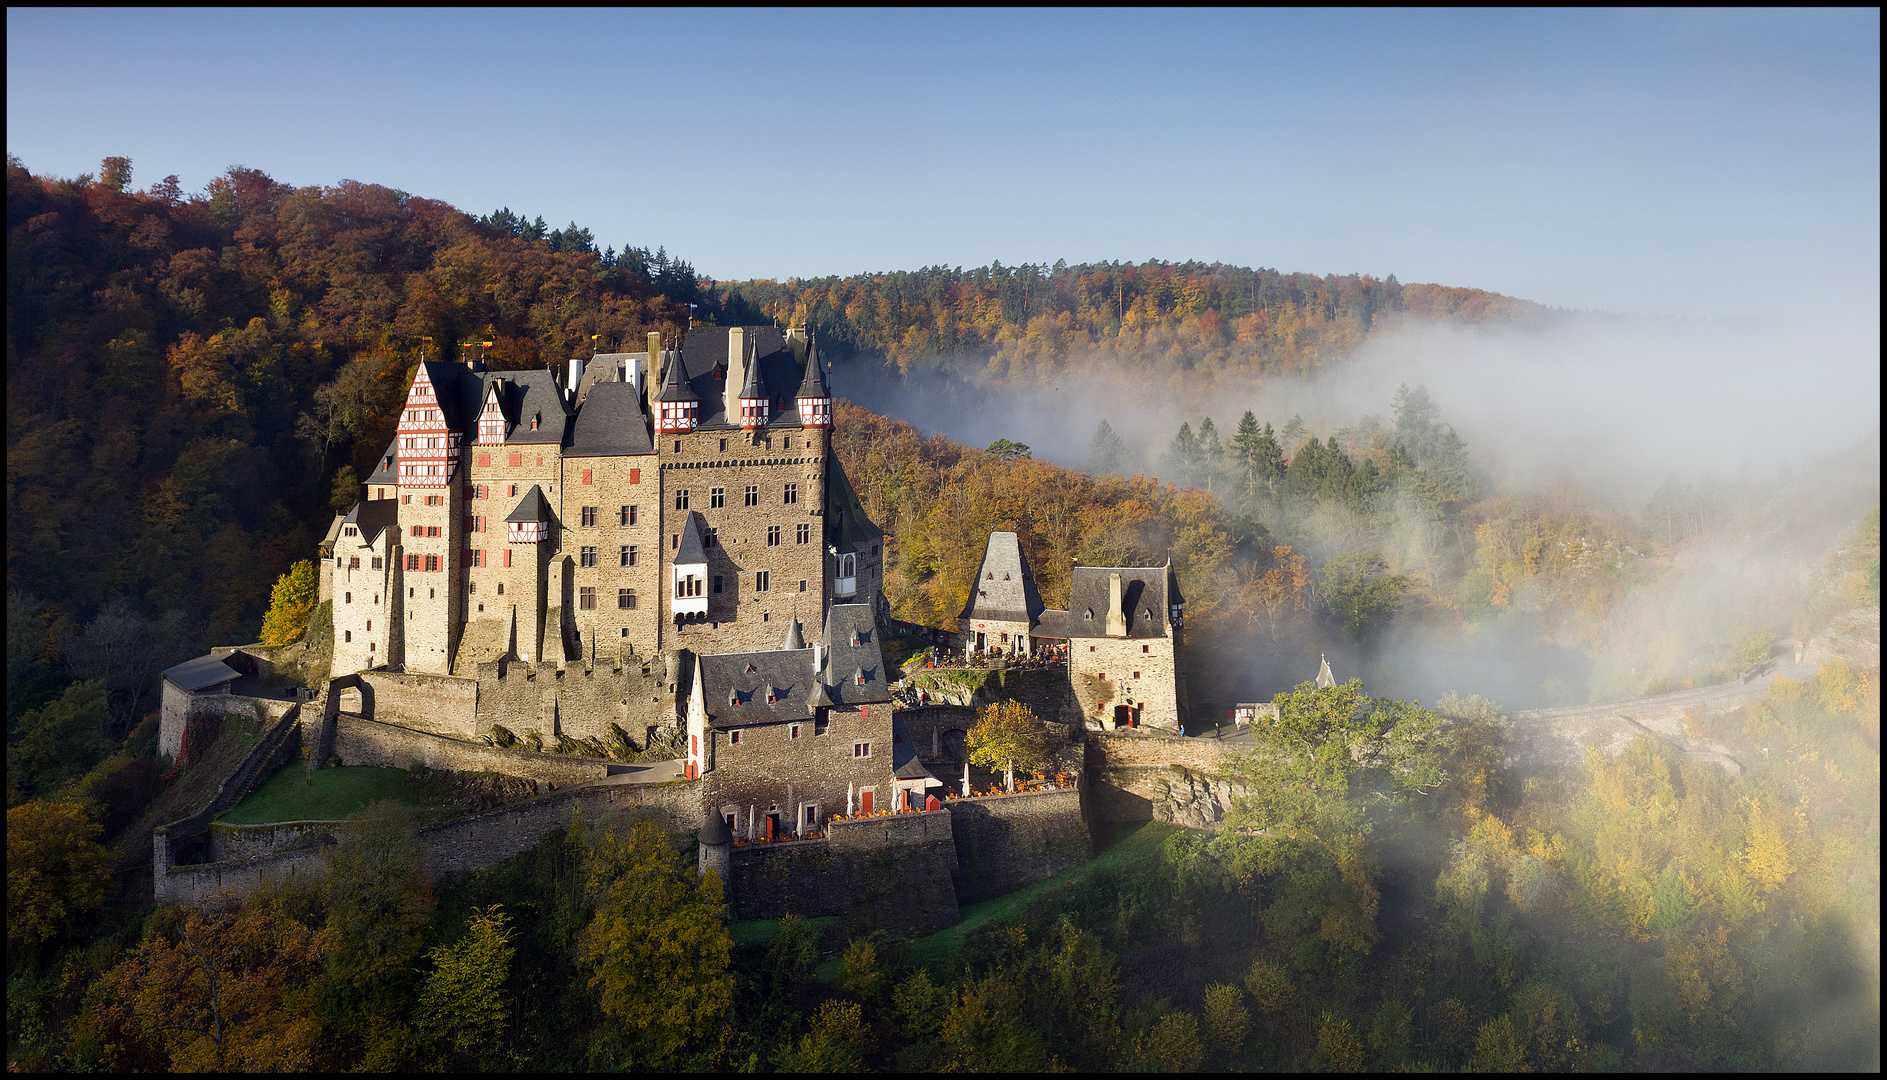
[
  {"left": 319, "top": 712, "right": 615, "bottom": 787},
  {"left": 1086, "top": 730, "right": 1246, "bottom": 829},
  {"left": 473, "top": 657, "right": 676, "bottom": 745},
  {"left": 726, "top": 808, "right": 960, "bottom": 937},
  {"left": 945, "top": 787, "right": 1087, "bottom": 901},
  {"left": 210, "top": 820, "right": 345, "bottom": 863},
  {"left": 360, "top": 669, "right": 478, "bottom": 737}
]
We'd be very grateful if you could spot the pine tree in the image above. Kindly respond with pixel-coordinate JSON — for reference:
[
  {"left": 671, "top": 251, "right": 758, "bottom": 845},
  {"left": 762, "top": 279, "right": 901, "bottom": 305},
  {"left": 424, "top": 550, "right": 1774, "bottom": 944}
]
[
  {"left": 1391, "top": 383, "right": 1442, "bottom": 463},
  {"left": 1087, "top": 420, "right": 1129, "bottom": 475},
  {"left": 1197, "top": 417, "right": 1226, "bottom": 494},
  {"left": 1230, "top": 411, "right": 1264, "bottom": 500},
  {"left": 1162, "top": 423, "right": 1200, "bottom": 487}
]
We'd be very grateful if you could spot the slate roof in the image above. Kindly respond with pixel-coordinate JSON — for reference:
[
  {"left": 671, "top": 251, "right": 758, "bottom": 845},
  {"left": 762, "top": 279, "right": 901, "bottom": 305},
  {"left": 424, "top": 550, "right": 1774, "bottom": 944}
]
[
  {"left": 366, "top": 436, "right": 400, "bottom": 485},
  {"left": 696, "top": 603, "right": 891, "bottom": 730},
  {"left": 162, "top": 654, "right": 240, "bottom": 692},
  {"left": 676, "top": 510, "right": 710, "bottom": 564},
  {"left": 574, "top": 352, "right": 644, "bottom": 408},
  {"left": 1033, "top": 609, "right": 1070, "bottom": 640},
  {"left": 676, "top": 326, "right": 812, "bottom": 429},
  {"left": 493, "top": 369, "right": 569, "bottom": 446},
  {"left": 341, "top": 498, "right": 400, "bottom": 543},
  {"left": 779, "top": 615, "right": 806, "bottom": 651},
  {"left": 825, "top": 456, "right": 883, "bottom": 548},
  {"left": 796, "top": 336, "right": 831, "bottom": 399},
  {"left": 318, "top": 513, "right": 345, "bottom": 555},
  {"left": 654, "top": 347, "right": 698, "bottom": 403},
  {"left": 565, "top": 381, "right": 653, "bottom": 457},
  {"left": 701, "top": 808, "right": 733, "bottom": 845},
  {"left": 1066, "top": 564, "right": 1176, "bottom": 639},
  {"left": 891, "top": 716, "right": 938, "bottom": 782},
  {"left": 959, "top": 532, "right": 1045, "bottom": 623},
  {"left": 505, "top": 484, "right": 552, "bottom": 523}
]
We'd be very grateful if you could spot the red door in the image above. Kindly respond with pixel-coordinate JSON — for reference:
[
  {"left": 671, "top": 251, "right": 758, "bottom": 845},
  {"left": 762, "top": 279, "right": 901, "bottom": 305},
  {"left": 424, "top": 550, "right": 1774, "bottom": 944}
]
[{"left": 860, "top": 790, "right": 874, "bottom": 816}]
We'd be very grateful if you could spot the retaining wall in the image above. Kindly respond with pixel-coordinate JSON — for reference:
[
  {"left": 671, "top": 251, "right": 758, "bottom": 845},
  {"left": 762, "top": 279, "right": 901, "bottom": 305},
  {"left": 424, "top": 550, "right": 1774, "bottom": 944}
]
[
  {"left": 324, "top": 713, "right": 615, "bottom": 787},
  {"left": 209, "top": 820, "right": 345, "bottom": 863},
  {"left": 945, "top": 787, "right": 1087, "bottom": 901},
  {"left": 475, "top": 658, "right": 677, "bottom": 744},
  {"left": 1086, "top": 731, "right": 1248, "bottom": 829},
  {"left": 727, "top": 809, "right": 960, "bottom": 937},
  {"left": 360, "top": 669, "right": 479, "bottom": 737}
]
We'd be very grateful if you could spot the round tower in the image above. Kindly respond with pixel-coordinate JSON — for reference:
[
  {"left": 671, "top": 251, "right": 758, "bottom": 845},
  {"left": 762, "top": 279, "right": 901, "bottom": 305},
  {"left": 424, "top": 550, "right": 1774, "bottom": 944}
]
[
  {"left": 653, "top": 344, "right": 699, "bottom": 435},
  {"left": 795, "top": 334, "right": 832, "bottom": 430},
  {"left": 698, "top": 808, "right": 732, "bottom": 899},
  {"left": 737, "top": 348, "right": 769, "bottom": 433}
]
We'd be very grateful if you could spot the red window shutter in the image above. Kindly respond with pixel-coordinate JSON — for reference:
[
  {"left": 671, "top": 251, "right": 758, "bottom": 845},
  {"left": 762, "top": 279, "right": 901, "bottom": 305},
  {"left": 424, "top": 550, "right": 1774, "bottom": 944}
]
[
  {"left": 582, "top": 469, "right": 592, "bottom": 485},
  {"left": 503, "top": 549, "right": 511, "bottom": 568},
  {"left": 477, "top": 453, "right": 490, "bottom": 466},
  {"left": 508, "top": 453, "right": 521, "bottom": 467},
  {"left": 630, "top": 468, "right": 640, "bottom": 484}
]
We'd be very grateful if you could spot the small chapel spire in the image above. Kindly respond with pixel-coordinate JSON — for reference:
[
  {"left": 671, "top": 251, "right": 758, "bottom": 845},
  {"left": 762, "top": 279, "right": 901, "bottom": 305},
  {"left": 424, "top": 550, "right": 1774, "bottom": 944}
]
[{"left": 1315, "top": 653, "right": 1336, "bottom": 689}]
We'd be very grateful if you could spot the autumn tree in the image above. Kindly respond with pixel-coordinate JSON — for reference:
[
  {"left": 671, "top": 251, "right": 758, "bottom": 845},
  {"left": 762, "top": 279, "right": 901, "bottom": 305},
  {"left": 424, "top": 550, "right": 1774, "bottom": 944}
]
[
  {"left": 580, "top": 814, "right": 733, "bottom": 1063},
  {"left": 319, "top": 799, "right": 435, "bottom": 1044},
  {"left": 417, "top": 904, "right": 516, "bottom": 1064},
  {"left": 259, "top": 560, "right": 319, "bottom": 647},
  {"left": 8, "top": 681, "right": 114, "bottom": 797},
  {"left": 1319, "top": 550, "right": 1411, "bottom": 644},
  {"left": 965, "top": 700, "right": 1052, "bottom": 788},
  {"left": 7, "top": 799, "right": 111, "bottom": 950},
  {"left": 86, "top": 892, "right": 332, "bottom": 1072}
]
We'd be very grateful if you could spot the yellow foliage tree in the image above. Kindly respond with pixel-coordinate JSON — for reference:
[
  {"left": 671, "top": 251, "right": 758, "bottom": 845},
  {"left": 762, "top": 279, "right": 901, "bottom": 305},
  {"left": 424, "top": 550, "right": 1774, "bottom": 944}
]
[
  {"left": 1742, "top": 797, "right": 1794, "bottom": 890},
  {"left": 259, "top": 560, "right": 318, "bottom": 647},
  {"left": 965, "top": 700, "right": 1052, "bottom": 784},
  {"left": 6, "top": 799, "right": 111, "bottom": 950}
]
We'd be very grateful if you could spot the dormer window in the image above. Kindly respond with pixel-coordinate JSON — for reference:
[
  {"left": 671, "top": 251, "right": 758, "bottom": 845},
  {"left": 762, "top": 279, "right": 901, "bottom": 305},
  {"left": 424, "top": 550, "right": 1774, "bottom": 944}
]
[
  {"left": 728, "top": 692, "right": 740, "bottom": 708},
  {"left": 730, "top": 728, "right": 743, "bottom": 742},
  {"left": 530, "top": 414, "right": 540, "bottom": 430},
  {"left": 745, "top": 664, "right": 757, "bottom": 674},
  {"left": 855, "top": 671, "right": 866, "bottom": 685},
  {"left": 1085, "top": 609, "right": 1094, "bottom": 620}
]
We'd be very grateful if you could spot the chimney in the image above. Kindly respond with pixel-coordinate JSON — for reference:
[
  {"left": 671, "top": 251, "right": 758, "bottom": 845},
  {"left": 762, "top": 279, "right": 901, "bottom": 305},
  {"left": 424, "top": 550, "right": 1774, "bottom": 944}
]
[
  {"left": 645, "top": 331, "right": 663, "bottom": 415},
  {"left": 1106, "top": 573, "right": 1127, "bottom": 637},
  {"left": 725, "top": 327, "right": 748, "bottom": 424},
  {"left": 567, "top": 356, "right": 586, "bottom": 401}
]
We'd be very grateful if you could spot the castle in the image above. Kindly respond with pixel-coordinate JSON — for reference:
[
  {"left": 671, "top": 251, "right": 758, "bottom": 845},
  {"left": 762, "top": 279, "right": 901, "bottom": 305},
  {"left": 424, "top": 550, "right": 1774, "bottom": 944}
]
[{"left": 153, "top": 329, "right": 1197, "bottom": 927}]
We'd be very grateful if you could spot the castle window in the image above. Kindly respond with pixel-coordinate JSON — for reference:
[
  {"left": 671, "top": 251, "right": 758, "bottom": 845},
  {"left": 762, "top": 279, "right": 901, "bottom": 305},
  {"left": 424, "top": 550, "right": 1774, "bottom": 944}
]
[
  {"left": 744, "top": 485, "right": 759, "bottom": 507},
  {"left": 999, "top": 633, "right": 1008, "bottom": 643},
  {"left": 478, "top": 453, "right": 490, "bottom": 466},
  {"left": 426, "top": 526, "right": 441, "bottom": 538},
  {"left": 710, "top": 487, "right": 725, "bottom": 508},
  {"left": 719, "top": 438, "right": 728, "bottom": 452},
  {"left": 411, "top": 525, "right": 422, "bottom": 537},
  {"left": 767, "top": 525, "right": 781, "bottom": 547},
  {"left": 425, "top": 556, "right": 440, "bottom": 572},
  {"left": 618, "top": 588, "right": 636, "bottom": 609},
  {"left": 372, "top": 558, "right": 382, "bottom": 570},
  {"left": 620, "top": 545, "right": 637, "bottom": 567},
  {"left": 712, "top": 575, "right": 723, "bottom": 593},
  {"left": 349, "top": 557, "right": 360, "bottom": 569},
  {"left": 790, "top": 724, "right": 801, "bottom": 739},
  {"left": 1085, "top": 609, "right": 1093, "bottom": 620},
  {"left": 536, "top": 456, "right": 544, "bottom": 467},
  {"left": 581, "top": 469, "right": 592, "bottom": 485},
  {"left": 581, "top": 506, "right": 598, "bottom": 527},
  {"left": 407, "top": 554, "right": 420, "bottom": 571},
  {"left": 853, "top": 741, "right": 871, "bottom": 758},
  {"left": 799, "top": 580, "right": 808, "bottom": 592},
  {"left": 508, "top": 453, "right": 522, "bottom": 467},
  {"left": 675, "top": 490, "right": 690, "bottom": 510},
  {"left": 497, "top": 581, "right": 504, "bottom": 593},
  {"left": 580, "top": 546, "right": 597, "bottom": 567},
  {"left": 345, "top": 631, "right": 351, "bottom": 642},
  {"left": 427, "top": 496, "right": 443, "bottom": 507},
  {"left": 784, "top": 482, "right": 798, "bottom": 504},
  {"left": 783, "top": 437, "right": 792, "bottom": 450},
  {"left": 1142, "top": 644, "right": 1150, "bottom": 653},
  {"left": 1089, "top": 645, "right": 1097, "bottom": 652},
  {"left": 343, "top": 526, "right": 358, "bottom": 537},
  {"left": 509, "top": 484, "right": 518, "bottom": 497},
  {"left": 674, "top": 441, "right": 681, "bottom": 452},
  {"left": 467, "top": 550, "right": 485, "bottom": 567},
  {"left": 814, "top": 716, "right": 828, "bottom": 735},
  {"left": 1133, "top": 671, "right": 1141, "bottom": 680},
  {"left": 705, "top": 527, "right": 718, "bottom": 548},
  {"left": 755, "top": 571, "right": 770, "bottom": 592},
  {"left": 345, "top": 592, "right": 352, "bottom": 604},
  {"left": 798, "top": 523, "right": 811, "bottom": 545},
  {"left": 502, "top": 551, "right": 511, "bottom": 569},
  {"left": 730, "top": 729, "right": 742, "bottom": 743},
  {"left": 619, "top": 505, "right": 636, "bottom": 526},
  {"left": 366, "top": 620, "right": 372, "bottom": 631},
  {"left": 580, "top": 587, "right": 596, "bottom": 610},
  {"left": 630, "top": 468, "right": 640, "bottom": 484}
]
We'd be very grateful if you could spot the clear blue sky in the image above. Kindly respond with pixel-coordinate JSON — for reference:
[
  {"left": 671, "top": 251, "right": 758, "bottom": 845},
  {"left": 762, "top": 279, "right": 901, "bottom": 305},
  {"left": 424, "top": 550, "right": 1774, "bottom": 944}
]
[{"left": 7, "top": 8, "right": 1879, "bottom": 320}]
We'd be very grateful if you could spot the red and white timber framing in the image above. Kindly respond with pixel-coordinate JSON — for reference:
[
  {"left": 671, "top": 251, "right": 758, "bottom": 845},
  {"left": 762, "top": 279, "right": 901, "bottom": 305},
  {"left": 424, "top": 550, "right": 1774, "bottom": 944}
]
[{"left": 397, "top": 365, "right": 460, "bottom": 488}]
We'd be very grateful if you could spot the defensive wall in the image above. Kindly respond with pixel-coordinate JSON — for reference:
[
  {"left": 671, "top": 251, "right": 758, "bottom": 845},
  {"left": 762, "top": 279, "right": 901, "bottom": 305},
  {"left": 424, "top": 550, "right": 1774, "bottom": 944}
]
[
  {"left": 156, "top": 775, "right": 706, "bottom": 909},
  {"left": 945, "top": 786, "right": 1087, "bottom": 901},
  {"left": 152, "top": 705, "right": 304, "bottom": 872},
  {"left": 726, "top": 809, "right": 961, "bottom": 937},
  {"left": 1085, "top": 729, "right": 1249, "bottom": 830},
  {"left": 323, "top": 712, "right": 618, "bottom": 788},
  {"left": 474, "top": 656, "right": 678, "bottom": 745}
]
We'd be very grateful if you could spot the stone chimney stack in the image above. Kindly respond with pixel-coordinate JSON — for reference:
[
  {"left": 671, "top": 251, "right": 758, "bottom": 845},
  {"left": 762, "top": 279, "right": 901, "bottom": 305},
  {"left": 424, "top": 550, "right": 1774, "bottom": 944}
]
[
  {"left": 725, "top": 327, "right": 748, "bottom": 424},
  {"left": 645, "top": 331, "right": 663, "bottom": 416},
  {"left": 1106, "top": 572, "right": 1127, "bottom": 637}
]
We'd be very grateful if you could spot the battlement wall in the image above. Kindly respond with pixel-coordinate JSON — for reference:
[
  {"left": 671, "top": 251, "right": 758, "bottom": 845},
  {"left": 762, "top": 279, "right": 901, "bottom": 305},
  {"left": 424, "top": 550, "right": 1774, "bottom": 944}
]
[
  {"left": 1086, "top": 730, "right": 1247, "bottom": 829},
  {"left": 474, "top": 657, "right": 677, "bottom": 745}
]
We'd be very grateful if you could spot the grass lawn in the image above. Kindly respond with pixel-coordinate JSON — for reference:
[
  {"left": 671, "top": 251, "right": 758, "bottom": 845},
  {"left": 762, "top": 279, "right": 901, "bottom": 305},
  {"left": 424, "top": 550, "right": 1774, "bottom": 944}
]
[
  {"left": 217, "top": 763, "right": 457, "bottom": 824},
  {"left": 809, "top": 820, "right": 1181, "bottom": 979},
  {"left": 728, "top": 914, "right": 841, "bottom": 948}
]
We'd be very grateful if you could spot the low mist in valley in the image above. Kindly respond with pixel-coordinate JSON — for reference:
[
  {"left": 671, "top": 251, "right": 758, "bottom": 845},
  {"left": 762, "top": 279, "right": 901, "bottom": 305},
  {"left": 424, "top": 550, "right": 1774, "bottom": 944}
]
[{"left": 841, "top": 307, "right": 1880, "bottom": 710}]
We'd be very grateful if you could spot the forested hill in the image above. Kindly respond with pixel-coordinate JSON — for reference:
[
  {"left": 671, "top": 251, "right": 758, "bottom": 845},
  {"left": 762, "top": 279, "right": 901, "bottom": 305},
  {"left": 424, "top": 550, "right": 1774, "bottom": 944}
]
[
  {"left": 9, "top": 154, "right": 1534, "bottom": 726},
  {"left": 713, "top": 262, "right": 1553, "bottom": 380}
]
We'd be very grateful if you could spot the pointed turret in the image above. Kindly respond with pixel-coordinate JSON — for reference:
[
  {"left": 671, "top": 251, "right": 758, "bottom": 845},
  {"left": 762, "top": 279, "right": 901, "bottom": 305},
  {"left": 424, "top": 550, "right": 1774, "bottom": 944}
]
[
  {"left": 795, "top": 332, "right": 832, "bottom": 430},
  {"left": 653, "top": 342, "right": 699, "bottom": 434},
  {"left": 737, "top": 347, "right": 769, "bottom": 432},
  {"left": 672, "top": 511, "right": 709, "bottom": 621},
  {"left": 779, "top": 614, "right": 806, "bottom": 651},
  {"left": 1315, "top": 653, "right": 1336, "bottom": 689}
]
